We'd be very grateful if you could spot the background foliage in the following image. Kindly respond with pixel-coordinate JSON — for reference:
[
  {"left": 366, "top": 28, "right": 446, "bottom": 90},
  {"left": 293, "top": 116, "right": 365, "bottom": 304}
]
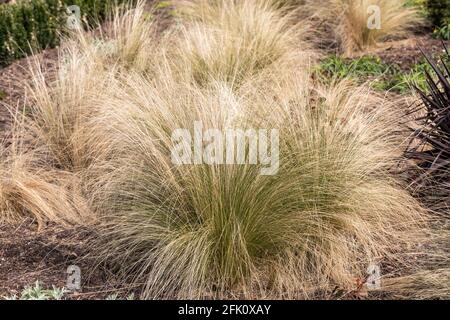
[{"left": 0, "top": 0, "right": 131, "bottom": 67}]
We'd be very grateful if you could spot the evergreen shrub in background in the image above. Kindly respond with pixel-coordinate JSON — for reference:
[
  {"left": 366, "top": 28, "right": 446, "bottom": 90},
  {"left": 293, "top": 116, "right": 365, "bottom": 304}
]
[
  {"left": 0, "top": 0, "right": 132, "bottom": 67},
  {"left": 426, "top": 0, "right": 450, "bottom": 26}
]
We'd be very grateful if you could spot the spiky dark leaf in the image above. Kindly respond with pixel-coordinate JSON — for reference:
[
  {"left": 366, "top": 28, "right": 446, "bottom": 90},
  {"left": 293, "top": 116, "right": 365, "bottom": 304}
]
[{"left": 406, "top": 43, "right": 450, "bottom": 209}]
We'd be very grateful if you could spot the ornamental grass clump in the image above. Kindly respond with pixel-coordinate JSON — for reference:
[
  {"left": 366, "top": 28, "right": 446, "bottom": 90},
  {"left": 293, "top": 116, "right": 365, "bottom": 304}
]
[
  {"left": 85, "top": 68, "right": 427, "bottom": 298},
  {"left": 303, "top": 0, "right": 423, "bottom": 56}
]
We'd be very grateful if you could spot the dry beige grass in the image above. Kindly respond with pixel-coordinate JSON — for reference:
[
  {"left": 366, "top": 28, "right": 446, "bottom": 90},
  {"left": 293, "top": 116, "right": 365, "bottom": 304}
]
[
  {"left": 82, "top": 66, "right": 428, "bottom": 298},
  {"left": 25, "top": 1, "right": 160, "bottom": 171},
  {"left": 0, "top": 121, "right": 91, "bottom": 228},
  {"left": 26, "top": 50, "right": 110, "bottom": 171},
  {"left": 171, "top": 0, "right": 315, "bottom": 88},
  {"left": 0, "top": 3, "right": 158, "bottom": 226},
  {"left": 1, "top": 0, "right": 445, "bottom": 300},
  {"left": 377, "top": 218, "right": 450, "bottom": 299},
  {"left": 303, "top": 0, "right": 423, "bottom": 56},
  {"left": 94, "top": 1, "right": 161, "bottom": 73},
  {"left": 23, "top": 0, "right": 311, "bottom": 173}
]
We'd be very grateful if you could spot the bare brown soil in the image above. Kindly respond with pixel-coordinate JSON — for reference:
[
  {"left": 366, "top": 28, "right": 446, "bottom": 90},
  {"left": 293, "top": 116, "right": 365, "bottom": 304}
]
[{"left": 0, "top": 220, "right": 132, "bottom": 299}]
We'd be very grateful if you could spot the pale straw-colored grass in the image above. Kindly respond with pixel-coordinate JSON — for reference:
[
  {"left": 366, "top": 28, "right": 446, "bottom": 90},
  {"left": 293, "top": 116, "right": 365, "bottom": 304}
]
[
  {"left": 0, "top": 120, "right": 91, "bottom": 228},
  {"left": 3, "top": 0, "right": 441, "bottom": 299},
  {"left": 84, "top": 67, "right": 428, "bottom": 298},
  {"left": 303, "top": 0, "right": 423, "bottom": 56},
  {"left": 171, "top": 0, "right": 315, "bottom": 88}
]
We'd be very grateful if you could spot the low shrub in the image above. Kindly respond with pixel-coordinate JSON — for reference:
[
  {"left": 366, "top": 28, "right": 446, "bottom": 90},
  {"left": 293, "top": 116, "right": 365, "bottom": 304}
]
[
  {"left": 0, "top": 0, "right": 132, "bottom": 67},
  {"left": 317, "top": 55, "right": 389, "bottom": 80},
  {"left": 425, "top": 0, "right": 450, "bottom": 27},
  {"left": 433, "top": 23, "right": 450, "bottom": 40},
  {"left": 3, "top": 281, "right": 67, "bottom": 300}
]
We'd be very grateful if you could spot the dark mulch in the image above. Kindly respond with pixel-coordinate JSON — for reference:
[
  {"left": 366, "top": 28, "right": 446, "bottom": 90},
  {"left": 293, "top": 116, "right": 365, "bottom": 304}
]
[
  {"left": 373, "top": 37, "right": 450, "bottom": 71},
  {"left": 0, "top": 220, "right": 131, "bottom": 300}
]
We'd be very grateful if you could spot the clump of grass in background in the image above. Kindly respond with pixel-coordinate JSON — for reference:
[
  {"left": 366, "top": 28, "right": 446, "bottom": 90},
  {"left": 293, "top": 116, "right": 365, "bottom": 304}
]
[
  {"left": 96, "top": 1, "right": 161, "bottom": 73},
  {"left": 26, "top": 1, "right": 158, "bottom": 171},
  {"left": 172, "top": 0, "right": 314, "bottom": 88},
  {"left": 304, "top": 0, "right": 423, "bottom": 56},
  {"left": 26, "top": 48, "right": 112, "bottom": 171}
]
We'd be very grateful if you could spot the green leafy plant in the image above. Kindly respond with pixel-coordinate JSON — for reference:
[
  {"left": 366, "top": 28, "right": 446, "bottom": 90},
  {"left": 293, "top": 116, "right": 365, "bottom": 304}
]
[
  {"left": 383, "top": 61, "right": 432, "bottom": 93},
  {"left": 105, "top": 293, "right": 135, "bottom": 300},
  {"left": 3, "top": 281, "right": 67, "bottom": 300},
  {"left": 433, "top": 23, "right": 450, "bottom": 40},
  {"left": 317, "top": 55, "right": 439, "bottom": 94},
  {"left": 317, "top": 55, "right": 389, "bottom": 80},
  {"left": 105, "top": 293, "right": 119, "bottom": 300}
]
